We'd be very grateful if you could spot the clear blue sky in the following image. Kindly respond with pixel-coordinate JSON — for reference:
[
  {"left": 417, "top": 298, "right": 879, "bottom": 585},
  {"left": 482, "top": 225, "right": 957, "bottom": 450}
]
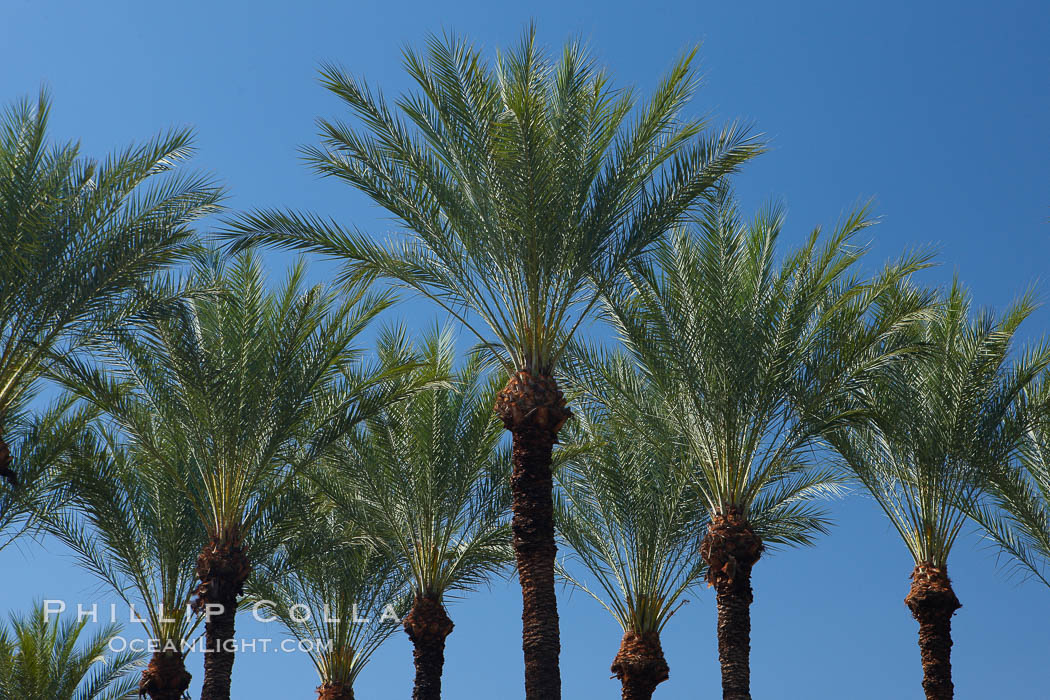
[{"left": 3, "top": 1, "right": 1049, "bottom": 698}]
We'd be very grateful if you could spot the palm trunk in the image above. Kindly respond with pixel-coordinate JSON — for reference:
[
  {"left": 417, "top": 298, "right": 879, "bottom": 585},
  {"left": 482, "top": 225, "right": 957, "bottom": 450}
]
[
  {"left": 611, "top": 630, "right": 669, "bottom": 700},
  {"left": 0, "top": 434, "right": 17, "bottom": 486},
  {"left": 403, "top": 593, "right": 454, "bottom": 700},
  {"left": 139, "top": 649, "right": 192, "bottom": 700},
  {"left": 317, "top": 682, "right": 355, "bottom": 700},
  {"left": 194, "top": 537, "right": 251, "bottom": 700},
  {"left": 905, "top": 563, "right": 961, "bottom": 700},
  {"left": 700, "top": 509, "right": 763, "bottom": 700},
  {"left": 496, "top": 371, "right": 570, "bottom": 700}
]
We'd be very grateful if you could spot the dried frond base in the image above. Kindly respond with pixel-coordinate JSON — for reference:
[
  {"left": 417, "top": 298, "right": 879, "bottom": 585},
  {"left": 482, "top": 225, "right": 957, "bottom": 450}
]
[
  {"left": 700, "top": 509, "right": 763, "bottom": 593},
  {"left": 317, "top": 681, "right": 355, "bottom": 700},
  {"left": 193, "top": 538, "right": 251, "bottom": 610},
  {"left": 495, "top": 371, "right": 571, "bottom": 436},
  {"left": 403, "top": 594, "right": 454, "bottom": 644},
  {"left": 139, "top": 650, "right": 192, "bottom": 700},
  {"left": 612, "top": 631, "right": 669, "bottom": 700}
]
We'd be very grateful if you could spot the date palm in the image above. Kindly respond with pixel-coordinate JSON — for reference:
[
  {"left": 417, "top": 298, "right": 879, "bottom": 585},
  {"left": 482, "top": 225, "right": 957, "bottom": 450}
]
[
  {"left": 315, "top": 327, "right": 512, "bottom": 700},
  {"left": 225, "top": 29, "right": 761, "bottom": 697},
  {"left": 49, "top": 424, "right": 207, "bottom": 700},
  {"left": 0, "top": 602, "right": 143, "bottom": 700},
  {"left": 252, "top": 507, "right": 406, "bottom": 700},
  {"left": 0, "top": 90, "right": 220, "bottom": 490},
  {"left": 555, "top": 390, "right": 706, "bottom": 700},
  {"left": 828, "top": 283, "right": 1050, "bottom": 699},
  {"left": 59, "top": 251, "right": 424, "bottom": 700},
  {"left": 594, "top": 188, "right": 933, "bottom": 699}
]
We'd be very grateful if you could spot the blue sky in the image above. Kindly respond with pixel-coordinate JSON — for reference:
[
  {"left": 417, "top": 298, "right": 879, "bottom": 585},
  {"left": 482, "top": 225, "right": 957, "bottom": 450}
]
[{"left": 2, "top": 1, "right": 1049, "bottom": 698}]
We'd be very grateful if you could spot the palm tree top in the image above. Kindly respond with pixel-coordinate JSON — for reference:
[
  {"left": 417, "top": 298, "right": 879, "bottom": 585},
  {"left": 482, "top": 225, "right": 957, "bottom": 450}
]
[
  {"left": 556, "top": 404, "right": 706, "bottom": 636},
  {"left": 225, "top": 26, "right": 762, "bottom": 376},
  {"left": 317, "top": 325, "right": 513, "bottom": 599},
  {"left": 0, "top": 89, "right": 222, "bottom": 425},
  {"left": 0, "top": 602, "right": 143, "bottom": 700},
  {"left": 59, "top": 249, "right": 425, "bottom": 551},
  {"left": 573, "top": 187, "right": 930, "bottom": 524},
  {"left": 831, "top": 281, "right": 1050, "bottom": 568}
]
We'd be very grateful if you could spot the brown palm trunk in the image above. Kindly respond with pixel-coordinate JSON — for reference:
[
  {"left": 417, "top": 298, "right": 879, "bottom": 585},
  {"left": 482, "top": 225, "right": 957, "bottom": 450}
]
[
  {"left": 496, "top": 371, "right": 570, "bottom": 700},
  {"left": 403, "top": 593, "right": 454, "bottom": 700},
  {"left": 194, "top": 537, "right": 251, "bottom": 700},
  {"left": 611, "top": 630, "right": 670, "bottom": 700},
  {"left": 139, "top": 649, "right": 192, "bottom": 700},
  {"left": 0, "top": 434, "right": 17, "bottom": 486},
  {"left": 317, "top": 681, "right": 355, "bottom": 700},
  {"left": 700, "top": 508, "right": 763, "bottom": 700},
  {"left": 905, "top": 563, "right": 961, "bottom": 700}
]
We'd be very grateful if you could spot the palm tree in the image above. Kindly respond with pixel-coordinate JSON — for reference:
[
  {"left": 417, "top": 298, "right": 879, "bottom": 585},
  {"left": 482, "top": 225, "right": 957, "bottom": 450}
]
[
  {"left": 251, "top": 505, "right": 407, "bottom": 700},
  {"left": 60, "top": 251, "right": 425, "bottom": 700},
  {"left": 0, "top": 602, "right": 143, "bottom": 700},
  {"left": 0, "top": 90, "right": 221, "bottom": 491},
  {"left": 315, "top": 327, "right": 512, "bottom": 700},
  {"left": 49, "top": 424, "right": 207, "bottom": 700},
  {"left": 224, "top": 29, "right": 761, "bottom": 697},
  {"left": 590, "top": 188, "right": 932, "bottom": 699},
  {"left": 828, "top": 283, "right": 1050, "bottom": 700},
  {"left": 555, "top": 392, "right": 706, "bottom": 700}
]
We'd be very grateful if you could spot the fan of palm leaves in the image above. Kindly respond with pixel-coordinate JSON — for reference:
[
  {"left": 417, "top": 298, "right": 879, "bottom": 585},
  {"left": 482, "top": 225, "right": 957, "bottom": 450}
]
[
  {"left": 47, "top": 422, "right": 206, "bottom": 668},
  {"left": 0, "top": 602, "right": 143, "bottom": 700},
  {"left": 829, "top": 282, "right": 1050, "bottom": 569},
  {"left": 0, "top": 90, "right": 221, "bottom": 489},
  {"left": 317, "top": 325, "right": 513, "bottom": 598}
]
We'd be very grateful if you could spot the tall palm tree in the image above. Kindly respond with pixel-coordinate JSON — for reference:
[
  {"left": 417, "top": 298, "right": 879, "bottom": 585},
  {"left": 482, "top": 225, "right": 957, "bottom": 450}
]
[
  {"left": 0, "top": 602, "right": 143, "bottom": 700},
  {"left": 225, "top": 29, "right": 761, "bottom": 697},
  {"left": 555, "top": 393, "right": 706, "bottom": 700},
  {"left": 0, "top": 90, "right": 221, "bottom": 490},
  {"left": 592, "top": 189, "right": 932, "bottom": 699},
  {"left": 49, "top": 424, "right": 207, "bottom": 700},
  {"left": 252, "top": 500, "right": 406, "bottom": 700},
  {"left": 828, "top": 283, "right": 1050, "bottom": 700},
  {"left": 60, "top": 252, "right": 425, "bottom": 700},
  {"left": 969, "top": 378, "right": 1050, "bottom": 589},
  {"left": 315, "top": 327, "right": 512, "bottom": 700}
]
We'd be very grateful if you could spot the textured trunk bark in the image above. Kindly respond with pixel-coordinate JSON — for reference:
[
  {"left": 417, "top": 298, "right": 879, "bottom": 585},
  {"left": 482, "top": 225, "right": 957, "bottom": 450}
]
[
  {"left": 496, "top": 371, "right": 570, "bottom": 700},
  {"left": 317, "top": 681, "right": 355, "bottom": 700},
  {"left": 194, "top": 538, "right": 251, "bottom": 700},
  {"left": 139, "top": 649, "right": 192, "bottom": 700},
  {"left": 611, "top": 630, "right": 669, "bottom": 700},
  {"left": 403, "top": 593, "right": 454, "bottom": 700},
  {"left": 700, "top": 509, "right": 763, "bottom": 700},
  {"left": 0, "top": 434, "right": 17, "bottom": 486},
  {"left": 905, "top": 563, "right": 961, "bottom": 700}
]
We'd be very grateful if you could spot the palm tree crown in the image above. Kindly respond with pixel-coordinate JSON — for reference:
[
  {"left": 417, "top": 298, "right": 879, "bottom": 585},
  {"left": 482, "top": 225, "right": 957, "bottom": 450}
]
[
  {"left": 0, "top": 602, "right": 143, "bottom": 700},
  {"left": 556, "top": 392, "right": 707, "bottom": 699},
  {"left": 0, "top": 91, "right": 221, "bottom": 489},
  {"left": 50, "top": 424, "right": 207, "bottom": 699}
]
